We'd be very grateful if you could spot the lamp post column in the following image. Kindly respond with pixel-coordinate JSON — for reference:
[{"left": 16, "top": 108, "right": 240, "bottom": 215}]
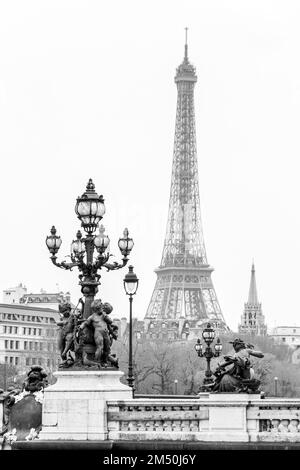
[
  {"left": 194, "top": 323, "right": 223, "bottom": 392},
  {"left": 123, "top": 266, "right": 139, "bottom": 396},
  {"left": 128, "top": 294, "right": 134, "bottom": 390},
  {"left": 274, "top": 376, "right": 278, "bottom": 397},
  {"left": 204, "top": 349, "right": 213, "bottom": 385}
]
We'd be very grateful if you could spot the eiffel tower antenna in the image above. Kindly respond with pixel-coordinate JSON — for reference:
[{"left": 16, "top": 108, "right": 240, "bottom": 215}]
[
  {"left": 185, "top": 27, "right": 188, "bottom": 60},
  {"left": 145, "top": 35, "right": 229, "bottom": 335}
]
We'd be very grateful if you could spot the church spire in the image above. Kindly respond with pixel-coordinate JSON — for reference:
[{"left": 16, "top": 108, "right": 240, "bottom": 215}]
[
  {"left": 248, "top": 262, "right": 258, "bottom": 305},
  {"left": 239, "top": 261, "right": 267, "bottom": 336}
]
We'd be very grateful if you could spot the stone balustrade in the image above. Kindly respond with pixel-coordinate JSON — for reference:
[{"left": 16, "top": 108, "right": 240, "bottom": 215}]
[
  {"left": 107, "top": 399, "right": 209, "bottom": 441},
  {"left": 2, "top": 387, "right": 300, "bottom": 444},
  {"left": 107, "top": 396, "right": 300, "bottom": 442},
  {"left": 247, "top": 398, "right": 300, "bottom": 442}
]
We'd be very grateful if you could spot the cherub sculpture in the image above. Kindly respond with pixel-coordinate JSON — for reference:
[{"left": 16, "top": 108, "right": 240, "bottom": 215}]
[
  {"left": 211, "top": 338, "right": 264, "bottom": 393},
  {"left": 57, "top": 302, "right": 76, "bottom": 363},
  {"left": 78, "top": 299, "right": 118, "bottom": 368},
  {"left": 23, "top": 366, "right": 48, "bottom": 393}
]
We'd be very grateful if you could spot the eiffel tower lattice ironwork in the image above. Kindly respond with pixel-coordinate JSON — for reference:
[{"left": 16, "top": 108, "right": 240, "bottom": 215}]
[{"left": 145, "top": 33, "right": 229, "bottom": 334}]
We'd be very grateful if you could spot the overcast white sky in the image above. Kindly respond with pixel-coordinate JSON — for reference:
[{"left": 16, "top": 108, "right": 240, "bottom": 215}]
[{"left": 0, "top": 0, "right": 300, "bottom": 331}]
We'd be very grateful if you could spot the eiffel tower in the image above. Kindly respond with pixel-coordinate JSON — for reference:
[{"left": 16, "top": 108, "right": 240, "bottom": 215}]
[{"left": 144, "top": 31, "right": 229, "bottom": 339}]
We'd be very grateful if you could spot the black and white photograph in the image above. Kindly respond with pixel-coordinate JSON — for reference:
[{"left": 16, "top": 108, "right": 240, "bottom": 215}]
[{"left": 0, "top": 0, "right": 300, "bottom": 461}]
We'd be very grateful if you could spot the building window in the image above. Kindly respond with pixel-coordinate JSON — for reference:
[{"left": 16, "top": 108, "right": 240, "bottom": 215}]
[
  {"left": 5, "top": 340, "right": 8, "bottom": 348},
  {"left": 29, "top": 341, "right": 33, "bottom": 350},
  {"left": 5, "top": 356, "right": 8, "bottom": 363},
  {"left": 32, "top": 358, "right": 36, "bottom": 365},
  {"left": 33, "top": 328, "right": 37, "bottom": 335},
  {"left": 9, "top": 326, "right": 13, "bottom": 334},
  {"left": 15, "top": 357, "right": 19, "bottom": 365},
  {"left": 35, "top": 342, "right": 38, "bottom": 351},
  {"left": 23, "top": 327, "right": 26, "bottom": 335},
  {"left": 282, "top": 337, "right": 286, "bottom": 342},
  {"left": 14, "top": 327, "right": 18, "bottom": 334},
  {"left": 3, "top": 326, "right": 7, "bottom": 333},
  {"left": 24, "top": 341, "right": 27, "bottom": 350},
  {"left": 26, "top": 358, "right": 30, "bottom": 366},
  {"left": 47, "top": 359, "right": 50, "bottom": 367},
  {"left": 10, "top": 340, "right": 14, "bottom": 349},
  {"left": 9, "top": 357, "right": 13, "bottom": 364},
  {"left": 15, "top": 341, "right": 19, "bottom": 350},
  {"left": 292, "top": 337, "right": 295, "bottom": 342},
  {"left": 38, "top": 329, "right": 42, "bottom": 336}
]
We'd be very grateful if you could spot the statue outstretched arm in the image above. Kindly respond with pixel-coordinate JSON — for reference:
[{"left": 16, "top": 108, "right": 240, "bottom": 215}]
[
  {"left": 80, "top": 315, "right": 93, "bottom": 329},
  {"left": 217, "top": 356, "right": 235, "bottom": 368},
  {"left": 247, "top": 349, "right": 264, "bottom": 358}
]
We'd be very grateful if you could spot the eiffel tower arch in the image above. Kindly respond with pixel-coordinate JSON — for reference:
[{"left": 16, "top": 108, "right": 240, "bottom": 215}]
[{"left": 144, "top": 33, "right": 229, "bottom": 340}]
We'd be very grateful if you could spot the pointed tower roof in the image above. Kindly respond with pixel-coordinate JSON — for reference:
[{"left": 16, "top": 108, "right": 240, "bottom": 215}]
[{"left": 247, "top": 262, "right": 259, "bottom": 304}]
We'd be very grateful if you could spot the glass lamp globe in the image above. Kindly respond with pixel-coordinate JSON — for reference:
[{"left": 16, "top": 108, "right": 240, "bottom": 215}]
[
  {"left": 46, "top": 226, "right": 62, "bottom": 255},
  {"left": 123, "top": 265, "right": 139, "bottom": 295},
  {"left": 94, "top": 225, "right": 110, "bottom": 254},
  {"left": 71, "top": 231, "right": 85, "bottom": 255},
  {"left": 75, "top": 179, "right": 105, "bottom": 233},
  {"left": 194, "top": 338, "right": 203, "bottom": 355},
  {"left": 202, "top": 323, "right": 215, "bottom": 344},
  {"left": 118, "top": 228, "right": 134, "bottom": 257},
  {"left": 214, "top": 337, "right": 223, "bottom": 354}
]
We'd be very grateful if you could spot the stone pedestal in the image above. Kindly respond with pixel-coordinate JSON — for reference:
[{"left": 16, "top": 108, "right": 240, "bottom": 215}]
[
  {"left": 39, "top": 370, "right": 132, "bottom": 441},
  {"left": 203, "top": 393, "right": 261, "bottom": 442}
]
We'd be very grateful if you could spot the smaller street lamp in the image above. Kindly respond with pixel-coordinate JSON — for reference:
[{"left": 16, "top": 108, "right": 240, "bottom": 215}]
[
  {"left": 174, "top": 379, "right": 178, "bottom": 395},
  {"left": 123, "top": 266, "right": 139, "bottom": 394},
  {"left": 195, "top": 323, "right": 223, "bottom": 389}
]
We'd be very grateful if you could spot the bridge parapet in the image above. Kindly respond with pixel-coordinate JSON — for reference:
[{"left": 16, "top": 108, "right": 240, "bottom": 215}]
[
  {"left": 247, "top": 398, "right": 300, "bottom": 442},
  {"left": 2, "top": 390, "right": 300, "bottom": 444},
  {"left": 107, "top": 399, "right": 209, "bottom": 441},
  {"left": 107, "top": 396, "right": 300, "bottom": 443}
]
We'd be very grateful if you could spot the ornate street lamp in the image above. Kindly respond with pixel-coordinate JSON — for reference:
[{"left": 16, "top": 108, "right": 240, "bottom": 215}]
[
  {"left": 123, "top": 265, "right": 139, "bottom": 394},
  {"left": 45, "top": 178, "right": 134, "bottom": 330},
  {"left": 195, "top": 323, "right": 223, "bottom": 390}
]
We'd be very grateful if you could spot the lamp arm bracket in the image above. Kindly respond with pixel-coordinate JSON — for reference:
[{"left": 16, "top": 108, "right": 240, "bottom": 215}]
[
  {"left": 51, "top": 256, "right": 78, "bottom": 271},
  {"left": 103, "top": 257, "right": 129, "bottom": 272}
]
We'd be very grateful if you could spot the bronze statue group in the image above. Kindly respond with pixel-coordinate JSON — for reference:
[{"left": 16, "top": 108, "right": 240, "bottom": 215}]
[
  {"left": 57, "top": 299, "right": 119, "bottom": 369},
  {"left": 207, "top": 338, "right": 264, "bottom": 394}
]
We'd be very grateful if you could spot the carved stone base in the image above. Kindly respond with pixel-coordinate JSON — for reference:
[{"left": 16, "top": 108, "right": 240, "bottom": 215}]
[
  {"left": 39, "top": 370, "right": 132, "bottom": 441},
  {"left": 202, "top": 393, "right": 261, "bottom": 442}
]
